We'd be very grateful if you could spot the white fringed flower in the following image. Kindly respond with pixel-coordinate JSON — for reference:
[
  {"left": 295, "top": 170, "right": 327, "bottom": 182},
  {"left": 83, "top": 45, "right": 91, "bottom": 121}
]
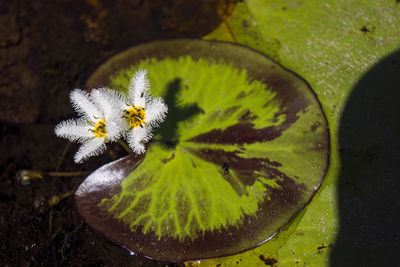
[
  {"left": 55, "top": 89, "right": 125, "bottom": 163},
  {"left": 121, "top": 69, "right": 168, "bottom": 153}
]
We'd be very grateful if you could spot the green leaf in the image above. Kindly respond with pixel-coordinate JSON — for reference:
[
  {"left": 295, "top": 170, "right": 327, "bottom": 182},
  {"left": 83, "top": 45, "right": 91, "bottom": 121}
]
[
  {"left": 200, "top": 0, "right": 400, "bottom": 266},
  {"left": 75, "top": 40, "right": 329, "bottom": 261}
]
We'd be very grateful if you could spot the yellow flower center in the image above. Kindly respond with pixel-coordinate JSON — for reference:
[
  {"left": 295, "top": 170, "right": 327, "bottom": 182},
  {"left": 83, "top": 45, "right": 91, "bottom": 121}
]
[
  {"left": 124, "top": 106, "right": 146, "bottom": 128},
  {"left": 89, "top": 119, "right": 107, "bottom": 138}
]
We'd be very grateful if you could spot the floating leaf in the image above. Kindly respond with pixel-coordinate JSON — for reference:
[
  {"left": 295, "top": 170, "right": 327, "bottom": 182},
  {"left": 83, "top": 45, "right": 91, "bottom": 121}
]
[{"left": 75, "top": 40, "right": 329, "bottom": 261}]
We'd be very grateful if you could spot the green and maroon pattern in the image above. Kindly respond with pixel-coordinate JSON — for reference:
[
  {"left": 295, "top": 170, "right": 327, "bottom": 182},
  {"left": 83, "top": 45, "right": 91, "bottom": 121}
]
[{"left": 75, "top": 40, "right": 330, "bottom": 261}]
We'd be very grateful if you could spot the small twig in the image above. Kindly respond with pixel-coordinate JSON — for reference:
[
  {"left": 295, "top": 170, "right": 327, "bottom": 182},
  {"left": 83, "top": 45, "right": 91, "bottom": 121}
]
[
  {"left": 16, "top": 170, "right": 89, "bottom": 185},
  {"left": 48, "top": 187, "right": 80, "bottom": 234},
  {"left": 55, "top": 143, "right": 71, "bottom": 172},
  {"left": 48, "top": 189, "right": 75, "bottom": 207},
  {"left": 49, "top": 209, "right": 54, "bottom": 233}
]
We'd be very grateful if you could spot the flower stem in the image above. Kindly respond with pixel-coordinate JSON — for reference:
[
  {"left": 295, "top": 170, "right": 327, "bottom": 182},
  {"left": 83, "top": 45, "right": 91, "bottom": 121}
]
[
  {"left": 16, "top": 170, "right": 89, "bottom": 185},
  {"left": 47, "top": 171, "right": 90, "bottom": 177},
  {"left": 118, "top": 139, "right": 131, "bottom": 154}
]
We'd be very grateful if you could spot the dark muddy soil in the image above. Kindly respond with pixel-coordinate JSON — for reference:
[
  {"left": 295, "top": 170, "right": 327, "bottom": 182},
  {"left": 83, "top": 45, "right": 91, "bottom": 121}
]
[{"left": 0, "top": 1, "right": 236, "bottom": 266}]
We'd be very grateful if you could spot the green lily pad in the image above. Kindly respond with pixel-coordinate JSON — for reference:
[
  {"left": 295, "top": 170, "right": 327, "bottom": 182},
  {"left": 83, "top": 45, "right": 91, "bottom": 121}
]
[{"left": 75, "top": 39, "right": 330, "bottom": 261}]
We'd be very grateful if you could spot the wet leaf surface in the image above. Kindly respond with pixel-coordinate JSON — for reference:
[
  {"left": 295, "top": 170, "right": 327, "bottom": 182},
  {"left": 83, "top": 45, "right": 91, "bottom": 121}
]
[
  {"left": 200, "top": 1, "right": 400, "bottom": 266},
  {"left": 75, "top": 39, "right": 329, "bottom": 261}
]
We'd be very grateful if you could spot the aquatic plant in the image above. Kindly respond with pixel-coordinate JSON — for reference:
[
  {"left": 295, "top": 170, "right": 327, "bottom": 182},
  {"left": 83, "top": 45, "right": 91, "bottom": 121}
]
[
  {"left": 74, "top": 40, "right": 329, "bottom": 262},
  {"left": 55, "top": 70, "right": 168, "bottom": 162}
]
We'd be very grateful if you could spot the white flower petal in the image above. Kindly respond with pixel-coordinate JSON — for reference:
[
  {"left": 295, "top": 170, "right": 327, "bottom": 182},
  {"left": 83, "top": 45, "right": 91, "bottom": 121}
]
[
  {"left": 106, "top": 116, "right": 127, "bottom": 142},
  {"left": 74, "top": 138, "right": 107, "bottom": 163},
  {"left": 89, "top": 88, "right": 128, "bottom": 142},
  {"left": 70, "top": 89, "right": 102, "bottom": 120},
  {"left": 145, "top": 97, "right": 168, "bottom": 127},
  {"left": 126, "top": 127, "right": 153, "bottom": 154},
  {"left": 128, "top": 69, "right": 150, "bottom": 107},
  {"left": 90, "top": 88, "right": 125, "bottom": 120},
  {"left": 54, "top": 118, "right": 92, "bottom": 142}
]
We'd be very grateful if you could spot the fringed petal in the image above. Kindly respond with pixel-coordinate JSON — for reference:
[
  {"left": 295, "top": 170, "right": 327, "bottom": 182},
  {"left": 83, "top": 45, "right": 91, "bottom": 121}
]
[
  {"left": 126, "top": 127, "right": 153, "bottom": 154},
  {"left": 70, "top": 89, "right": 102, "bottom": 120},
  {"left": 128, "top": 69, "right": 150, "bottom": 107},
  {"left": 145, "top": 97, "right": 168, "bottom": 127},
  {"left": 74, "top": 138, "right": 107, "bottom": 163},
  {"left": 106, "top": 115, "right": 127, "bottom": 142},
  {"left": 91, "top": 88, "right": 128, "bottom": 141},
  {"left": 91, "top": 88, "right": 125, "bottom": 120},
  {"left": 54, "top": 118, "right": 92, "bottom": 142}
]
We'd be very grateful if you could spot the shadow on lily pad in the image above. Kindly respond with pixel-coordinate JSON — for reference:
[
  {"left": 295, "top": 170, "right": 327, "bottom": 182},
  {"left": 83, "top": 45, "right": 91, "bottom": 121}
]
[
  {"left": 332, "top": 49, "right": 400, "bottom": 266},
  {"left": 78, "top": 39, "right": 330, "bottom": 262},
  {"left": 157, "top": 78, "right": 204, "bottom": 149}
]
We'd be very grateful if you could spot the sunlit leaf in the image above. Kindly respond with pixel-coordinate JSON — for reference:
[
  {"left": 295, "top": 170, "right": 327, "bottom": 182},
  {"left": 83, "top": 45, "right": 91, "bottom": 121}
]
[
  {"left": 75, "top": 40, "right": 329, "bottom": 261},
  {"left": 200, "top": 0, "right": 400, "bottom": 266}
]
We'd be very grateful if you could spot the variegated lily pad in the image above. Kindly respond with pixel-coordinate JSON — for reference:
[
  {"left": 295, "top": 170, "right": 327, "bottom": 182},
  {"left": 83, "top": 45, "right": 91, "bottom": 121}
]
[{"left": 75, "top": 39, "right": 330, "bottom": 261}]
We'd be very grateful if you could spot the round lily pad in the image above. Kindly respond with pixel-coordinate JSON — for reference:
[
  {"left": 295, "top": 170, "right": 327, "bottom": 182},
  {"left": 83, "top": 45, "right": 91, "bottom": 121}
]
[{"left": 75, "top": 39, "right": 330, "bottom": 261}]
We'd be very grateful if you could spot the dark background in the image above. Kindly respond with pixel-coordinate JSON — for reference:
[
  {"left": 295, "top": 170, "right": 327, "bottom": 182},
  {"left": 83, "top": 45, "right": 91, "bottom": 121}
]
[{"left": 0, "top": 0, "right": 236, "bottom": 266}]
